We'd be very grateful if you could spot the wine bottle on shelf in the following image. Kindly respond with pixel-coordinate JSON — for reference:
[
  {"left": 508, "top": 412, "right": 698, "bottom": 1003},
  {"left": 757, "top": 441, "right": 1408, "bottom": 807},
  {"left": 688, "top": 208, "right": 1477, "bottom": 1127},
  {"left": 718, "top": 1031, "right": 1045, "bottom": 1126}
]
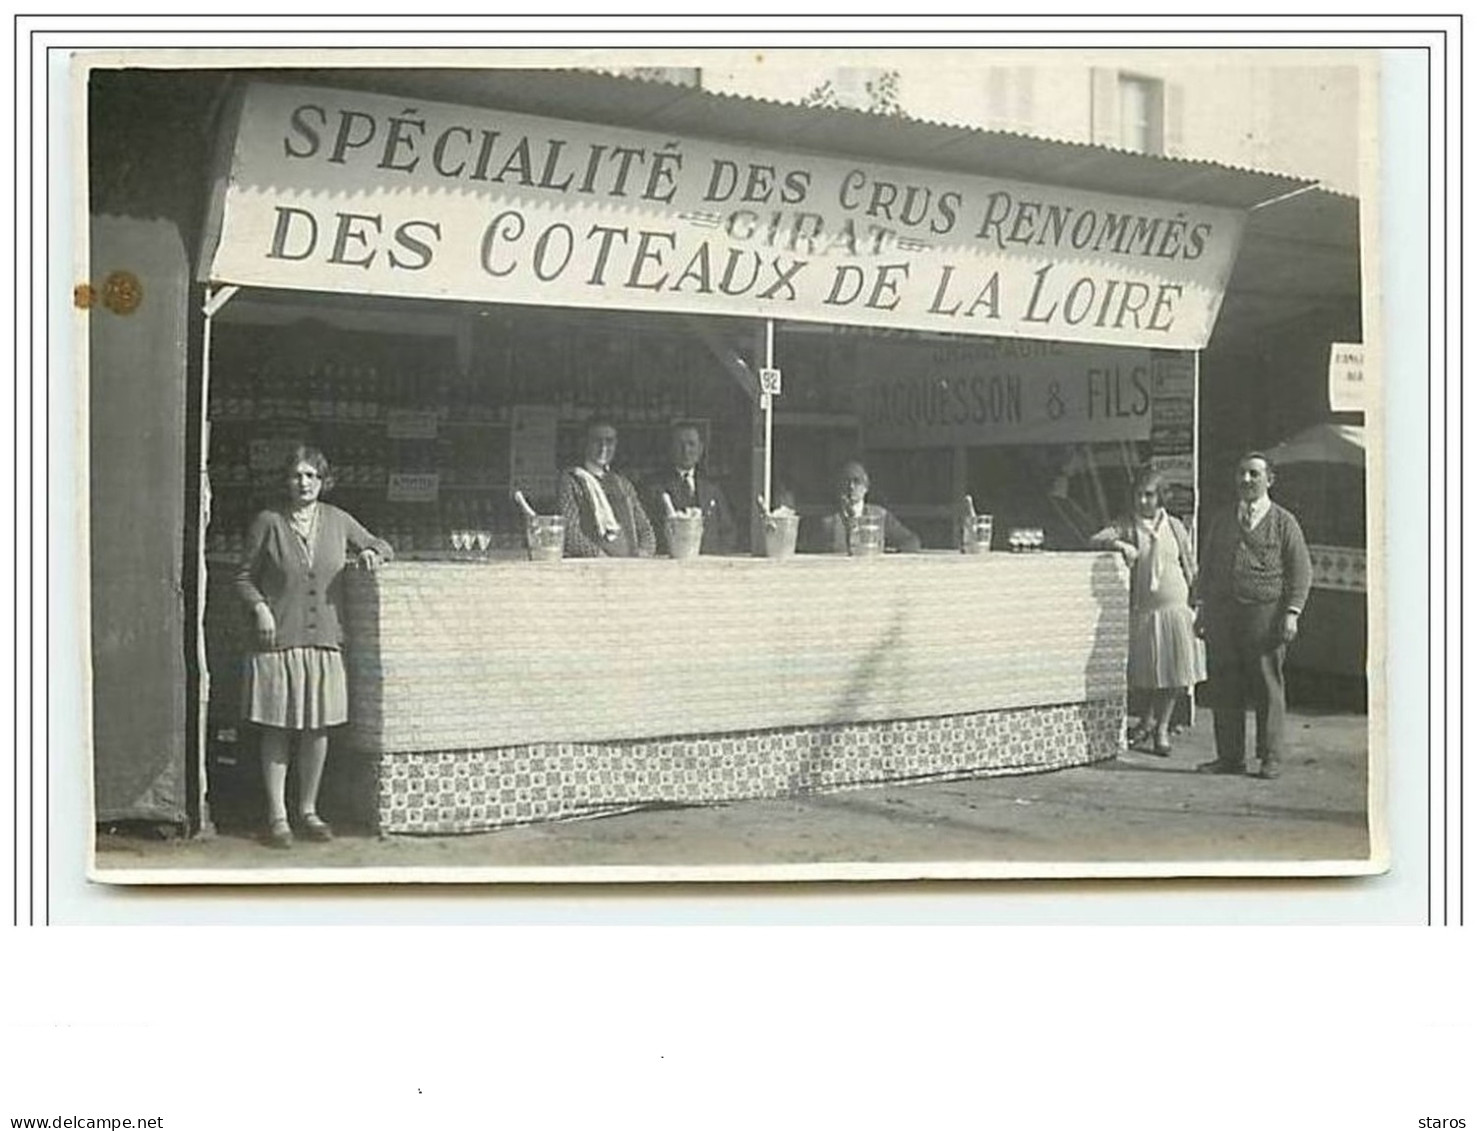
[
  {"left": 235, "top": 366, "right": 254, "bottom": 421},
  {"left": 306, "top": 361, "right": 325, "bottom": 422},
  {"left": 273, "top": 360, "right": 294, "bottom": 421},
  {"left": 365, "top": 363, "right": 382, "bottom": 423},
  {"left": 347, "top": 360, "right": 365, "bottom": 422},
  {"left": 255, "top": 363, "right": 274, "bottom": 422},
  {"left": 324, "top": 361, "right": 342, "bottom": 423},
  {"left": 365, "top": 364, "right": 381, "bottom": 422},
  {"left": 254, "top": 360, "right": 271, "bottom": 422},
  {"left": 340, "top": 362, "right": 359, "bottom": 423},
  {"left": 284, "top": 359, "right": 306, "bottom": 421},
  {"left": 356, "top": 437, "right": 374, "bottom": 488}
]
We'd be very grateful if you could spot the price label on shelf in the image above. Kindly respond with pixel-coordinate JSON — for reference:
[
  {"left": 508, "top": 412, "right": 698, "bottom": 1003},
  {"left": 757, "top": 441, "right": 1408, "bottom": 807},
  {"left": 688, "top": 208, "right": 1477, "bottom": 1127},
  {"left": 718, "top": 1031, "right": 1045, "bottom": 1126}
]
[
  {"left": 758, "top": 367, "right": 783, "bottom": 395},
  {"left": 386, "top": 409, "right": 439, "bottom": 439},
  {"left": 388, "top": 472, "right": 440, "bottom": 503}
]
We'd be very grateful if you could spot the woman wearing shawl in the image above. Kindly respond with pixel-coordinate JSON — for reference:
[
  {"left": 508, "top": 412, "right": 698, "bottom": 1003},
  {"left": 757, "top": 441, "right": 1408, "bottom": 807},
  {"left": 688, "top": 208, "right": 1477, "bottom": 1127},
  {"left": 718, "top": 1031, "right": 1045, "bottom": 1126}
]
[
  {"left": 1092, "top": 468, "right": 1205, "bottom": 756},
  {"left": 557, "top": 419, "right": 656, "bottom": 558}
]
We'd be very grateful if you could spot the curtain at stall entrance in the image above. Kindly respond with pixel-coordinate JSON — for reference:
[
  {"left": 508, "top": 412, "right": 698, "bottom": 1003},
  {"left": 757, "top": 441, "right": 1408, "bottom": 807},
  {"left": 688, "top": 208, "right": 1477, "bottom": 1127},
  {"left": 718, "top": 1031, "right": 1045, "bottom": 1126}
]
[{"left": 89, "top": 215, "right": 190, "bottom": 824}]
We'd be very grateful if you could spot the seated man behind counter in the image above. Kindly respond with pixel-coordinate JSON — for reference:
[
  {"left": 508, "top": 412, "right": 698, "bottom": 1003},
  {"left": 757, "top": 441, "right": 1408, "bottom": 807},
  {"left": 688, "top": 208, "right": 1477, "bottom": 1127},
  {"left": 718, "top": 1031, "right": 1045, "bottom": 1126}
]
[
  {"left": 558, "top": 419, "right": 656, "bottom": 558},
  {"left": 641, "top": 423, "right": 737, "bottom": 555},
  {"left": 800, "top": 460, "right": 923, "bottom": 554}
]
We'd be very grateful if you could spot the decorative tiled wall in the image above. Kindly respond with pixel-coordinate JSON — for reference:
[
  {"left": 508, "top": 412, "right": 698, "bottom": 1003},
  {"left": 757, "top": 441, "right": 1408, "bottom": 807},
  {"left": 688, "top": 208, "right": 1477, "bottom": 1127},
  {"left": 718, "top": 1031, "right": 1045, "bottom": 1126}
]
[
  {"left": 378, "top": 697, "right": 1122, "bottom": 834},
  {"left": 1307, "top": 544, "right": 1366, "bottom": 592}
]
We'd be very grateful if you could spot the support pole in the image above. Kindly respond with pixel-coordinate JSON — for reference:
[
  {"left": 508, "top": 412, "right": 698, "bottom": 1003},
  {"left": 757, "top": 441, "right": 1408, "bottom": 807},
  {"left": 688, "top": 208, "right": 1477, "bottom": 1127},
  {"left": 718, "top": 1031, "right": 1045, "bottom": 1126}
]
[
  {"left": 194, "top": 283, "right": 238, "bottom": 836},
  {"left": 763, "top": 319, "right": 775, "bottom": 512}
]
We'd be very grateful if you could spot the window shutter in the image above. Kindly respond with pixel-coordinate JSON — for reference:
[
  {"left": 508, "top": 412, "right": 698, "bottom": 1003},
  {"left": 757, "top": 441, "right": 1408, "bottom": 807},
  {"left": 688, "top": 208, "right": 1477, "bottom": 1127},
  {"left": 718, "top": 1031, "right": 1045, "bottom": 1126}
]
[
  {"left": 1014, "top": 66, "right": 1036, "bottom": 132},
  {"left": 1164, "top": 82, "right": 1185, "bottom": 156},
  {"left": 987, "top": 68, "right": 1010, "bottom": 127},
  {"left": 1090, "top": 67, "right": 1119, "bottom": 145}
]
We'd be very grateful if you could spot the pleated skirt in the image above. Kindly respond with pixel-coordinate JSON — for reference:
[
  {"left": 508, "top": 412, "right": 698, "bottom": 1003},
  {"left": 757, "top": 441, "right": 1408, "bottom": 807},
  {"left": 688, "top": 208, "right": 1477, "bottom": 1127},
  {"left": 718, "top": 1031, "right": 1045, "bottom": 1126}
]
[
  {"left": 1127, "top": 604, "right": 1207, "bottom": 691},
  {"left": 241, "top": 646, "right": 348, "bottom": 730}
]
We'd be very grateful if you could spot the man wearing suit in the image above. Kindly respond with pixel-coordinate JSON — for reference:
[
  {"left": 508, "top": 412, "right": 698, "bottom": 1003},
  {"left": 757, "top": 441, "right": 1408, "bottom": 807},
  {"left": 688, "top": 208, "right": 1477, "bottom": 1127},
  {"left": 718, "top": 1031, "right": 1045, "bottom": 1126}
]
[
  {"left": 641, "top": 423, "right": 737, "bottom": 555},
  {"left": 1194, "top": 451, "right": 1312, "bottom": 779},
  {"left": 801, "top": 460, "right": 923, "bottom": 555}
]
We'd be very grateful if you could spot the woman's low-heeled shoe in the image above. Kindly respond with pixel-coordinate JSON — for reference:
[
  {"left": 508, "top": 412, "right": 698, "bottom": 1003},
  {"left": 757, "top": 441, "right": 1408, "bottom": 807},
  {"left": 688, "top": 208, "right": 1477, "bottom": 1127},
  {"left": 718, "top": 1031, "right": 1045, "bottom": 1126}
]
[
  {"left": 300, "top": 814, "right": 334, "bottom": 842},
  {"left": 264, "top": 820, "right": 294, "bottom": 849}
]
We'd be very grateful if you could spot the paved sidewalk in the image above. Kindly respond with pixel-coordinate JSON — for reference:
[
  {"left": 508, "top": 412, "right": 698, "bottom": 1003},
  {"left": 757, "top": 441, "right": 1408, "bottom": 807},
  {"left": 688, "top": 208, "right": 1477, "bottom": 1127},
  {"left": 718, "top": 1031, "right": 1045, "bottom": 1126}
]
[{"left": 94, "top": 709, "right": 1372, "bottom": 876}]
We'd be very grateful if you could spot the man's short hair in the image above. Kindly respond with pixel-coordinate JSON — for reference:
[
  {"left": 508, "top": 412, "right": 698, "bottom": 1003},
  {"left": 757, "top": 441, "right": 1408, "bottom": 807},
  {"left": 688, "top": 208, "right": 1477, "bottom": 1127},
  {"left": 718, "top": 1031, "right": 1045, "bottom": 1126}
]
[
  {"left": 1238, "top": 450, "right": 1276, "bottom": 477},
  {"left": 586, "top": 417, "right": 619, "bottom": 438}
]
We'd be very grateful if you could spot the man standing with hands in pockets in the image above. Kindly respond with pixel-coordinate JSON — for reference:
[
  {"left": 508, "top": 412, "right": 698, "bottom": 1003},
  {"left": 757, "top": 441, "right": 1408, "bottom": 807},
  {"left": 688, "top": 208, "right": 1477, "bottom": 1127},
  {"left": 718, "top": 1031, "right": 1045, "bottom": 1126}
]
[{"left": 1194, "top": 451, "right": 1313, "bottom": 779}]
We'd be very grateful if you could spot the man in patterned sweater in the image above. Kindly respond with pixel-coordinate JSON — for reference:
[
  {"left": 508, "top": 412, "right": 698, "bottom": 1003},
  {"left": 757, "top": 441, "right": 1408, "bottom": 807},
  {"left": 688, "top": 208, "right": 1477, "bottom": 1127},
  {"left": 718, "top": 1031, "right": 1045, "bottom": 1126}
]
[{"left": 1194, "top": 451, "right": 1313, "bottom": 779}]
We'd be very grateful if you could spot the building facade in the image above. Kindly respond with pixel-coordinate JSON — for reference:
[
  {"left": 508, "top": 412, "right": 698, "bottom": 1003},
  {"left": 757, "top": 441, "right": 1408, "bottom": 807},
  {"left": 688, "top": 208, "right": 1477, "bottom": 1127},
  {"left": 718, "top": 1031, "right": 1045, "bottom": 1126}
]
[{"left": 676, "top": 54, "right": 1364, "bottom": 196}]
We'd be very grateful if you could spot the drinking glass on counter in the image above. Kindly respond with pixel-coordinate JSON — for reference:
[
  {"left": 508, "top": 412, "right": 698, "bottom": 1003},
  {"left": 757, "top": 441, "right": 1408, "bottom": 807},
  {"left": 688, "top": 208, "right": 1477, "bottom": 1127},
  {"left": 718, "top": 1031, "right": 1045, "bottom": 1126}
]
[
  {"left": 848, "top": 512, "right": 885, "bottom": 558},
  {"left": 1007, "top": 527, "right": 1045, "bottom": 552}
]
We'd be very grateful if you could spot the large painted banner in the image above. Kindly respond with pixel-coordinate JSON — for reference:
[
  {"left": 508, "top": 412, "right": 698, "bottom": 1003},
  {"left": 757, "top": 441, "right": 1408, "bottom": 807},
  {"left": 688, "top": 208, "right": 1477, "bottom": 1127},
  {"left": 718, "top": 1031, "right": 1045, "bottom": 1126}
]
[{"left": 205, "top": 82, "right": 1246, "bottom": 349}]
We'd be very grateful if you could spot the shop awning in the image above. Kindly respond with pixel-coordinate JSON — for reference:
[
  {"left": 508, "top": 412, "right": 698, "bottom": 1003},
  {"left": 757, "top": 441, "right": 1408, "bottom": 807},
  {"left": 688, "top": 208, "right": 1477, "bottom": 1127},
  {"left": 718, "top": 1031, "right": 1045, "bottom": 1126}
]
[
  {"left": 1217, "top": 187, "right": 1361, "bottom": 343},
  {"left": 1266, "top": 422, "right": 1367, "bottom": 468}
]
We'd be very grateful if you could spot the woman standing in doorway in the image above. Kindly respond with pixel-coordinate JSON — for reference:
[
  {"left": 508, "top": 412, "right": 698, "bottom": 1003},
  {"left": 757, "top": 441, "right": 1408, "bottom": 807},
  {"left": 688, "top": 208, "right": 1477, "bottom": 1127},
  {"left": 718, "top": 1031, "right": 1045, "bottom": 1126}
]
[
  {"left": 1092, "top": 468, "right": 1204, "bottom": 757},
  {"left": 235, "top": 445, "right": 393, "bottom": 848}
]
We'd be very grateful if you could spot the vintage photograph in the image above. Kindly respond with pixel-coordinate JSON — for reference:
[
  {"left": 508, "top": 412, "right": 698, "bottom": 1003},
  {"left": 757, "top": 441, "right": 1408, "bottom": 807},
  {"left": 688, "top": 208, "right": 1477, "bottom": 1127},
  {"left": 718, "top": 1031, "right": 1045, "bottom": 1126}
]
[{"left": 80, "top": 47, "right": 1382, "bottom": 881}]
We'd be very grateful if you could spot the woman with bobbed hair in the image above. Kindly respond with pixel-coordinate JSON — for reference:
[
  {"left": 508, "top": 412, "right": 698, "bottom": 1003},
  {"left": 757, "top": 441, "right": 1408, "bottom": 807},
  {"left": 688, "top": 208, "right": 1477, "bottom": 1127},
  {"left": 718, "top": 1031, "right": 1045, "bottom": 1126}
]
[
  {"left": 1092, "top": 468, "right": 1204, "bottom": 756},
  {"left": 235, "top": 445, "right": 393, "bottom": 848}
]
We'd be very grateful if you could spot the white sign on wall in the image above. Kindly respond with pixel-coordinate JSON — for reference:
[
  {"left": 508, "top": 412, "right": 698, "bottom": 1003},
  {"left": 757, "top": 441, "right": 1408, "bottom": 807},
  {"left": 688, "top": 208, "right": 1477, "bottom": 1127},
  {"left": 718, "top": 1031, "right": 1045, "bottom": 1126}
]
[
  {"left": 204, "top": 83, "right": 1246, "bottom": 350},
  {"left": 387, "top": 472, "right": 440, "bottom": 503},
  {"left": 1328, "top": 342, "right": 1365, "bottom": 413}
]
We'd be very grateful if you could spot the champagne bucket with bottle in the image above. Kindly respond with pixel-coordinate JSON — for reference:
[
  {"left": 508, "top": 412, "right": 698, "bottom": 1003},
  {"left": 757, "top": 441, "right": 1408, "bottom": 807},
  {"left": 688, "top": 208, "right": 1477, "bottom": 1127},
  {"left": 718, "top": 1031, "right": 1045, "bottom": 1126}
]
[
  {"left": 665, "top": 513, "right": 704, "bottom": 560},
  {"left": 525, "top": 515, "right": 566, "bottom": 562},
  {"left": 762, "top": 512, "right": 799, "bottom": 560},
  {"left": 960, "top": 514, "right": 994, "bottom": 554}
]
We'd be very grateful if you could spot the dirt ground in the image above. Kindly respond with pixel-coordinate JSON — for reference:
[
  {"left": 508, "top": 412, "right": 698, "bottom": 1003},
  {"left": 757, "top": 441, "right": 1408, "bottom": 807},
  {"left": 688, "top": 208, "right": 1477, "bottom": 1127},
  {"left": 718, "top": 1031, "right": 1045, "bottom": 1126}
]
[{"left": 94, "top": 708, "right": 1371, "bottom": 877}]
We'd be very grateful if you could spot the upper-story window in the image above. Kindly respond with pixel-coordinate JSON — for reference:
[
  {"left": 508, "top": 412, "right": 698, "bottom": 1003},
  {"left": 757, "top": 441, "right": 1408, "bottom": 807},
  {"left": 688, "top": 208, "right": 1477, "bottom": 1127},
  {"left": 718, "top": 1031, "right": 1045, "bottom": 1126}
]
[
  {"left": 613, "top": 67, "right": 702, "bottom": 88},
  {"left": 1118, "top": 74, "right": 1165, "bottom": 154}
]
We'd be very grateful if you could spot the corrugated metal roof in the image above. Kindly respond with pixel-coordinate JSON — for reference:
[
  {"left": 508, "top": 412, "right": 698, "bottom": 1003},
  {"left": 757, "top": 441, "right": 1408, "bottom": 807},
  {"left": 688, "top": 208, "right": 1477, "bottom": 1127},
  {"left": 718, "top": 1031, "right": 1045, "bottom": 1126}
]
[
  {"left": 243, "top": 66, "right": 1315, "bottom": 210},
  {"left": 1216, "top": 188, "right": 1361, "bottom": 341}
]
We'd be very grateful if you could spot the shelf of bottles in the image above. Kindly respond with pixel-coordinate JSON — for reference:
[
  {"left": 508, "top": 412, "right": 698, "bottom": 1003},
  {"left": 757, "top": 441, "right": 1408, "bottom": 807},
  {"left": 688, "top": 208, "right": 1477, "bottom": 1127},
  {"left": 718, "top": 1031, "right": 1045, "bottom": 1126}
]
[
  {"left": 205, "top": 312, "right": 751, "bottom": 558},
  {"left": 770, "top": 332, "right": 863, "bottom": 417},
  {"left": 764, "top": 331, "right": 865, "bottom": 508}
]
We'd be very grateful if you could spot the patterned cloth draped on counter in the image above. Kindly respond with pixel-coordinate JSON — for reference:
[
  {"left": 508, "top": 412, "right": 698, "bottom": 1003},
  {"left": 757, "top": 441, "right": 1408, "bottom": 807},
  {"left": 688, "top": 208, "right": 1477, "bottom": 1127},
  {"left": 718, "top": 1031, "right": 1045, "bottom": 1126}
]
[{"left": 338, "top": 554, "right": 1130, "bottom": 833}]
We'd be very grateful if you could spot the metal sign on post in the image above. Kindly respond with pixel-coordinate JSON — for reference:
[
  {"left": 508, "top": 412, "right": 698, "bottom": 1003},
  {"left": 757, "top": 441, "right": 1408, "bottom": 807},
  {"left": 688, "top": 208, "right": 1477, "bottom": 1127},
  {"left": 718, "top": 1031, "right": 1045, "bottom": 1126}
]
[{"left": 759, "top": 368, "right": 783, "bottom": 396}]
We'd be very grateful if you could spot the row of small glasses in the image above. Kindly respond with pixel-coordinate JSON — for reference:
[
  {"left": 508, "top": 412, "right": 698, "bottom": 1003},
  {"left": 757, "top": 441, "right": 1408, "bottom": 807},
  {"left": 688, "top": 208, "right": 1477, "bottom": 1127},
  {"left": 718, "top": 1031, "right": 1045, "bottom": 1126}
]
[{"left": 1007, "top": 527, "right": 1046, "bottom": 552}]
